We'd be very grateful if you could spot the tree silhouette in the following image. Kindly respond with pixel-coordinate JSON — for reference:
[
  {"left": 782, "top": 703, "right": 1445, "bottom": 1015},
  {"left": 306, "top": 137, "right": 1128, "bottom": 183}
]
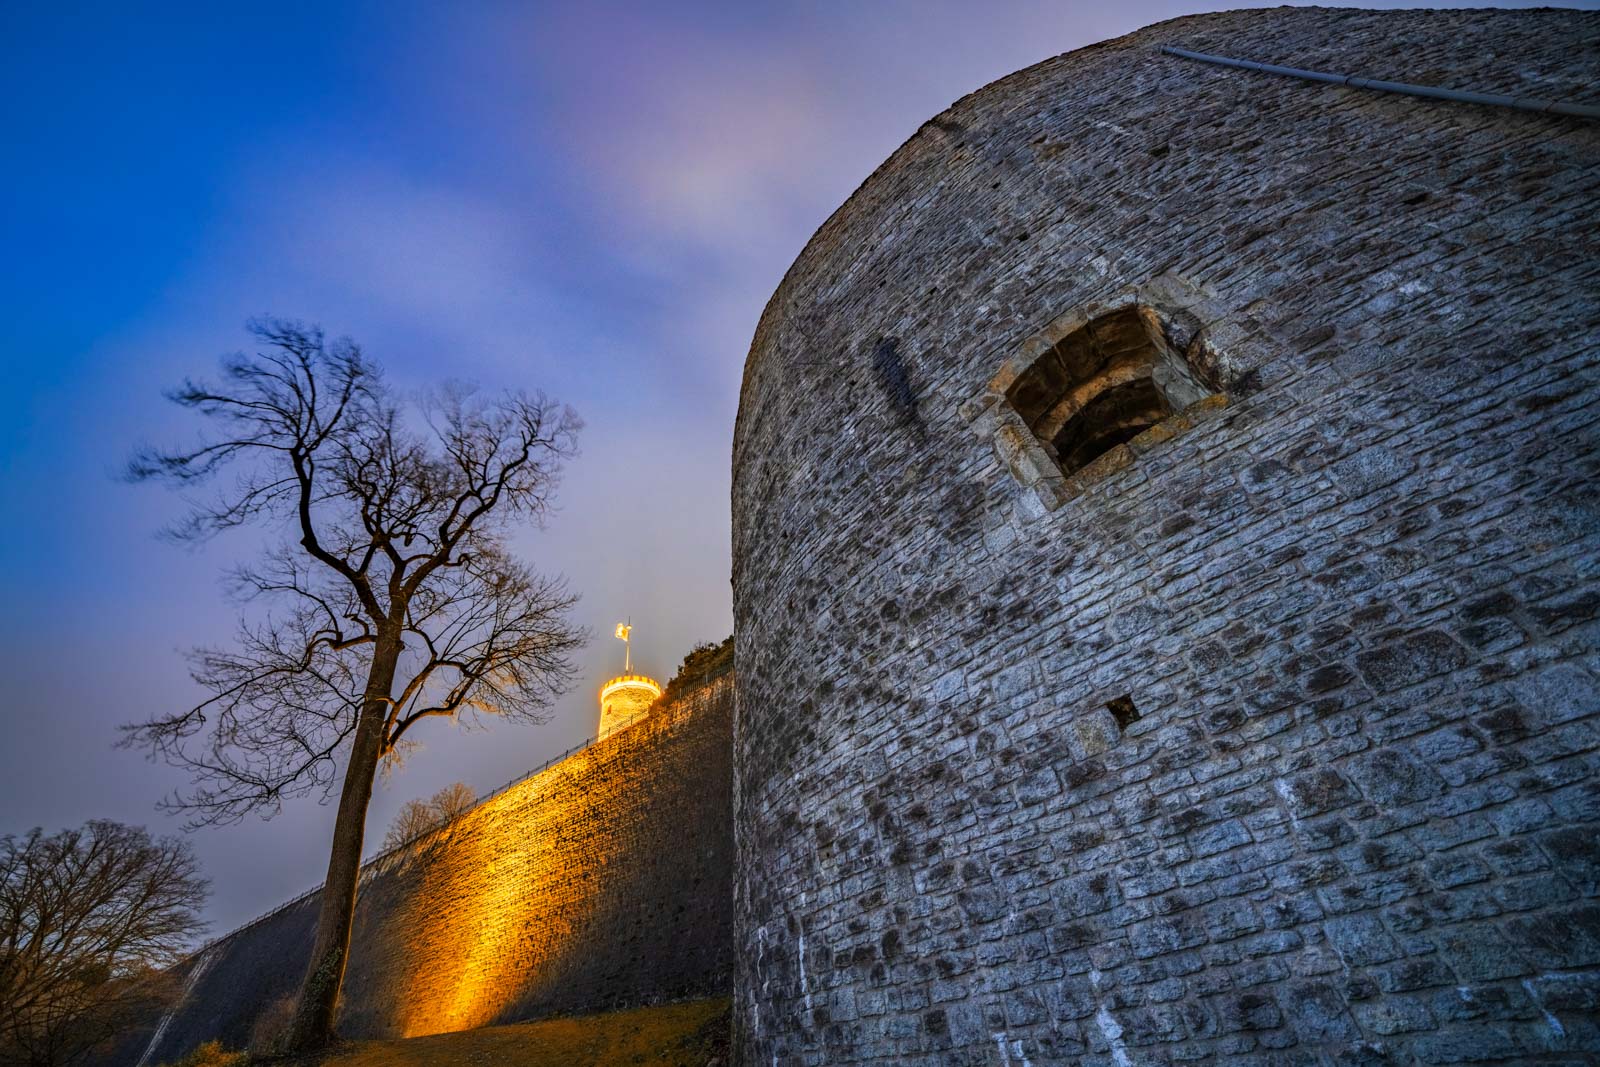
[
  {"left": 122, "top": 320, "right": 586, "bottom": 1050},
  {"left": 381, "top": 782, "right": 478, "bottom": 851},
  {"left": 0, "top": 821, "right": 207, "bottom": 1066}
]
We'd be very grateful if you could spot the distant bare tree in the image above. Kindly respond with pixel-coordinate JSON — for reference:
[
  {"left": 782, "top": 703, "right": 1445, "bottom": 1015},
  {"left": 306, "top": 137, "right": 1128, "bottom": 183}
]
[
  {"left": 121, "top": 320, "right": 587, "bottom": 1051},
  {"left": 429, "top": 780, "right": 478, "bottom": 821},
  {"left": 381, "top": 781, "right": 477, "bottom": 851},
  {"left": 0, "top": 821, "right": 208, "bottom": 1066}
]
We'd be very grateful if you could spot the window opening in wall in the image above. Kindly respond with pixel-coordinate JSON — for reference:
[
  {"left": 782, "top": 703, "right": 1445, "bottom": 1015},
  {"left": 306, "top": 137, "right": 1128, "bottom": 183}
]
[
  {"left": 1004, "top": 305, "right": 1216, "bottom": 477},
  {"left": 1106, "top": 694, "right": 1140, "bottom": 731}
]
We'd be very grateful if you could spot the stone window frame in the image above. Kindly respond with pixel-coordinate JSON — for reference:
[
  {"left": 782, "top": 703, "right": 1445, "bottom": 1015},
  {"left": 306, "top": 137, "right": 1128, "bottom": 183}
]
[{"left": 961, "top": 274, "right": 1246, "bottom": 512}]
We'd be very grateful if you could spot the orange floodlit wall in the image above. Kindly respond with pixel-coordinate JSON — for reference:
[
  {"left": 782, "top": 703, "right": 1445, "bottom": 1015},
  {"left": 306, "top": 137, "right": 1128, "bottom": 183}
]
[{"left": 121, "top": 674, "right": 734, "bottom": 1063}]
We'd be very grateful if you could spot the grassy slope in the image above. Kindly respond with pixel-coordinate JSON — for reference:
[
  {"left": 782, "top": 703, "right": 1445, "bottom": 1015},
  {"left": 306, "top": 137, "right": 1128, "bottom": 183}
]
[{"left": 310, "top": 998, "right": 730, "bottom": 1067}]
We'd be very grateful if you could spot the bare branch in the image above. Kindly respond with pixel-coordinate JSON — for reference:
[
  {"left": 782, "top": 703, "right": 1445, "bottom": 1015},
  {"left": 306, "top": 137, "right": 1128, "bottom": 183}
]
[
  {"left": 378, "top": 782, "right": 477, "bottom": 852},
  {"left": 0, "top": 822, "right": 207, "bottom": 1065},
  {"left": 123, "top": 321, "right": 587, "bottom": 832}
]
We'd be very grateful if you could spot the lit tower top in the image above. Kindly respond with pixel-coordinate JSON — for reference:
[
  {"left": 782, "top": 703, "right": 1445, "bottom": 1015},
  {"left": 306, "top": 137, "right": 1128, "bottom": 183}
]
[{"left": 598, "top": 620, "right": 661, "bottom": 740}]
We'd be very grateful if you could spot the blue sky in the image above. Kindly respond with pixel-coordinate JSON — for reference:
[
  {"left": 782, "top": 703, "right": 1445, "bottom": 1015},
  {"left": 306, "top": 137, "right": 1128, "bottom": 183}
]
[{"left": 0, "top": 0, "right": 1580, "bottom": 934}]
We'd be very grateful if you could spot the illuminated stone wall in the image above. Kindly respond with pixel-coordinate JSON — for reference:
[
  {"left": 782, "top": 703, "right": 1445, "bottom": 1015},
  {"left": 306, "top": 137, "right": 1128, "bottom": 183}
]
[
  {"left": 731, "top": 7, "right": 1600, "bottom": 1066},
  {"left": 124, "top": 674, "right": 733, "bottom": 1063}
]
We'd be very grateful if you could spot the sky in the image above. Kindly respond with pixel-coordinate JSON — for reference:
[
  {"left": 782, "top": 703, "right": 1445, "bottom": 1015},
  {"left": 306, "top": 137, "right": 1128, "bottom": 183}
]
[{"left": 0, "top": 0, "right": 1583, "bottom": 937}]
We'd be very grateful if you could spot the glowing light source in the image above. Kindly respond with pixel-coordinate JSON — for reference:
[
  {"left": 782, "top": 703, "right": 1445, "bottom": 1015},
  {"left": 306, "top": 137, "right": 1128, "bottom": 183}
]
[
  {"left": 599, "top": 676, "right": 662, "bottom": 702},
  {"left": 615, "top": 620, "right": 632, "bottom": 671}
]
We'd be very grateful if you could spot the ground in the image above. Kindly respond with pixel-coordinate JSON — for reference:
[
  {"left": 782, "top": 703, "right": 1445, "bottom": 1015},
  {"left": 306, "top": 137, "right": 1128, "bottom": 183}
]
[
  {"left": 312, "top": 999, "right": 730, "bottom": 1067},
  {"left": 162, "top": 998, "right": 732, "bottom": 1067}
]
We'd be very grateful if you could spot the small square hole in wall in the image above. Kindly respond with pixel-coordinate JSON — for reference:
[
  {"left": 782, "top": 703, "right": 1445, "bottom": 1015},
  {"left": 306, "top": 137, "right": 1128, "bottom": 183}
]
[
  {"left": 1106, "top": 694, "right": 1140, "bottom": 731},
  {"left": 1004, "top": 305, "right": 1218, "bottom": 477}
]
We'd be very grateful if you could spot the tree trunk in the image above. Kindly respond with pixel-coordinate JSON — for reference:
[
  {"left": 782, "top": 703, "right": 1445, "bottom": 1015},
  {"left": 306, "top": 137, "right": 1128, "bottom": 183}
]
[{"left": 284, "top": 636, "right": 401, "bottom": 1052}]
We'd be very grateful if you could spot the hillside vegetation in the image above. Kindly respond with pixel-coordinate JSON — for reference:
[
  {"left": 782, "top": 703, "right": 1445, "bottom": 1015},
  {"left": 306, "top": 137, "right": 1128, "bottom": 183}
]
[{"left": 660, "top": 636, "right": 733, "bottom": 704}]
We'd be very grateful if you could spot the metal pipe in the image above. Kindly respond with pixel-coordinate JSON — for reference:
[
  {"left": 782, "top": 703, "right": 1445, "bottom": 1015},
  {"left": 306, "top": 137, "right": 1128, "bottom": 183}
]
[{"left": 1160, "top": 45, "right": 1600, "bottom": 120}]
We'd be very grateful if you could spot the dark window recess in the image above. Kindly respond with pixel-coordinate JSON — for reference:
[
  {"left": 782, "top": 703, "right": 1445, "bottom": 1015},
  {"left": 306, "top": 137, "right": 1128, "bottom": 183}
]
[
  {"left": 1005, "top": 306, "right": 1216, "bottom": 476},
  {"left": 1106, "top": 694, "right": 1141, "bottom": 731}
]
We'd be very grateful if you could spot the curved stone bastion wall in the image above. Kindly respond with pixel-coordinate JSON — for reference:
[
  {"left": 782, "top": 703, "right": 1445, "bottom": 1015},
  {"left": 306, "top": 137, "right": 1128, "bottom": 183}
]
[
  {"left": 119, "top": 674, "right": 733, "bottom": 1065},
  {"left": 730, "top": 8, "right": 1600, "bottom": 1066}
]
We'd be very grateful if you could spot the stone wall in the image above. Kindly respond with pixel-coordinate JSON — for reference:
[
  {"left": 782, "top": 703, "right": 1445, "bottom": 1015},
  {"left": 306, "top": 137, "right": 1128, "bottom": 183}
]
[
  {"left": 731, "top": 8, "right": 1600, "bottom": 1066},
  {"left": 122, "top": 674, "right": 733, "bottom": 1064}
]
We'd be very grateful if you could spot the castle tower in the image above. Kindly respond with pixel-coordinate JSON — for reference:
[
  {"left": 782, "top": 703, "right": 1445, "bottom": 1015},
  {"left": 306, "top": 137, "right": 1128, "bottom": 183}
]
[
  {"left": 597, "top": 621, "right": 660, "bottom": 739},
  {"left": 731, "top": 9, "right": 1600, "bottom": 1065}
]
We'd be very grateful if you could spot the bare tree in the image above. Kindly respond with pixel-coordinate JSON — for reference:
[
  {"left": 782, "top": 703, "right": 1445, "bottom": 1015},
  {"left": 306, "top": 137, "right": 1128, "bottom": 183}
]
[
  {"left": 121, "top": 320, "right": 587, "bottom": 1051},
  {"left": 381, "top": 781, "right": 477, "bottom": 851},
  {"left": 0, "top": 821, "right": 208, "bottom": 1066}
]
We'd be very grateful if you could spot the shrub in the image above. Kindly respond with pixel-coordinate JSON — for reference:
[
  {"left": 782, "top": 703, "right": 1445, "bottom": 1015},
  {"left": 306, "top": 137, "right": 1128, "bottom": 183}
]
[{"left": 661, "top": 636, "right": 733, "bottom": 703}]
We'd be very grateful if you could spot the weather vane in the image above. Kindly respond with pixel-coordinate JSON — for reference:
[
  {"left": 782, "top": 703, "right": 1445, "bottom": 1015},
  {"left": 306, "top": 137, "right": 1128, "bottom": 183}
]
[{"left": 615, "top": 619, "right": 632, "bottom": 673}]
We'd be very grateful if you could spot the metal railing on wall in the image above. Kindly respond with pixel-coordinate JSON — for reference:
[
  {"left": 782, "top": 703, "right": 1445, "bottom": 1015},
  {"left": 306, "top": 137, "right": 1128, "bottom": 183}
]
[{"left": 186, "top": 674, "right": 733, "bottom": 957}]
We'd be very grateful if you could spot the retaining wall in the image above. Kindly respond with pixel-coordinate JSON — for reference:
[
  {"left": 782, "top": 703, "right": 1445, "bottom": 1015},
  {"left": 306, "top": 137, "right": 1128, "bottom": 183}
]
[{"left": 122, "top": 673, "right": 733, "bottom": 1063}]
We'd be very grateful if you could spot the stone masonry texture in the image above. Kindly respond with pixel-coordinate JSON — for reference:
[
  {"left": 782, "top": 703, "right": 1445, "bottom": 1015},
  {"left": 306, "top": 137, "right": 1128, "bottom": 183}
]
[
  {"left": 117, "top": 676, "right": 733, "bottom": 1065},
  {"left": 730, "top": 8, "right": 1600, "bottom": 1067}
]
